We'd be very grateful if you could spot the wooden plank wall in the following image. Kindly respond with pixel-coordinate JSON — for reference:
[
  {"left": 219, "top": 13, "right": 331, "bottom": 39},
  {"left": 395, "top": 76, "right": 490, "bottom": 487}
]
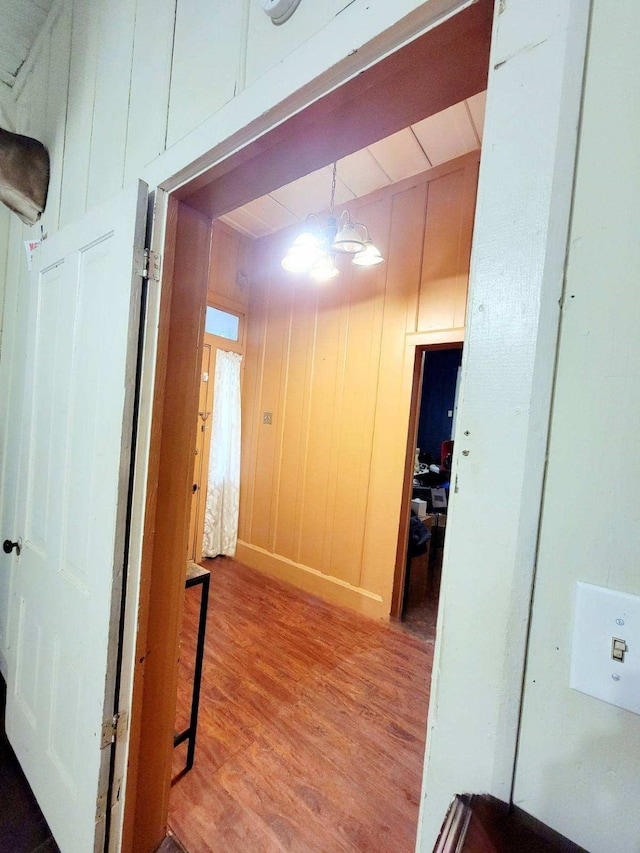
[
  {"left": 236, "top": 153, "right": 479, "bottom": 617},
  {"left": 207, "top": 221, "right": 252, "bottom": 313},
  {"left": 6, "top": 0, "right": 361, "bottom": 241}
]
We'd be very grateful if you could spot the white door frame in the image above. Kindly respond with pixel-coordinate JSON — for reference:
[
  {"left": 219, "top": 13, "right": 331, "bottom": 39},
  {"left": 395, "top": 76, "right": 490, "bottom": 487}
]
[
  {"left": 417, "top": 0, "right": 592, "bottom": 846},
  {"left": 114, "top": 0, "right": 592, "bottom": 850},
  {"left": 106, "top": 189, "right": 165, "bottom": 850}
]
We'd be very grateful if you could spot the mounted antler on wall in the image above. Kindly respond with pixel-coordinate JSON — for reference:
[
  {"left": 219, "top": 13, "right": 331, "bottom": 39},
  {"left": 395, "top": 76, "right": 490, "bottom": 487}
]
[{"left": 0, "top": 127, "right": 50, "bottom": 226}]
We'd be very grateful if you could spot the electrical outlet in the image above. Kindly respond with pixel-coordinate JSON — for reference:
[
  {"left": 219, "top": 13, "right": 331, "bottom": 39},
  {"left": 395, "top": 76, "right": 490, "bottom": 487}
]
[{"left": 262, "top": 411, "right": 273, "bottom": 425}]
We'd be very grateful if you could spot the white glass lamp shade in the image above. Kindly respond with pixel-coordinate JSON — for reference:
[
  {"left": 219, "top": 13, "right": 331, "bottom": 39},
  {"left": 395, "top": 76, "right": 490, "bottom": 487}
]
[
  {"left": 281, "top": 231, "right": 321, "bottom": 272},
  {"left": 332, "top": 222, "right": 366, "bottom": 254},
  {"left": 310, "top": 253, "right": 339, "bottom": 282},
  {"left": 352, "top": 240, "right": 384, "bottom": 266}
]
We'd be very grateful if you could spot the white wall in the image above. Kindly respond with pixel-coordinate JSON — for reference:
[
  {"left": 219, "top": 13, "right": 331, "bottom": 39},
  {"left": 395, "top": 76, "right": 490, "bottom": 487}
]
[
  {"left": 513, "top": 3, "right": 640, "bottom": 852},
  {"left": 0, "top": 80, "right": 15, "bottom": 129},
  {"left": 5, "top": 0, "right": 465, "bottom": 236}
]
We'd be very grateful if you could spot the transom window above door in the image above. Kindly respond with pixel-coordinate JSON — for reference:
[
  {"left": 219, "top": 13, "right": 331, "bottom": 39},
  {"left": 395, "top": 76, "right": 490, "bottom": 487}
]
[{"left": 205, "top": 307, "right": 240, "bottom": 341}]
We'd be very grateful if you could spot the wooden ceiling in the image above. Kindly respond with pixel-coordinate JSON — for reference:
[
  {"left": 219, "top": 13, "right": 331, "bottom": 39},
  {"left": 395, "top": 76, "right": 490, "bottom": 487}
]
[
  {"left": 183, "top": 0, "right": 492, "bottom": 240},
  {"left": 219, "top": 91, "right": 486, "bottom": 239},
  {"left": 0, "top": 0, "right": 53, "bottom": 88}
]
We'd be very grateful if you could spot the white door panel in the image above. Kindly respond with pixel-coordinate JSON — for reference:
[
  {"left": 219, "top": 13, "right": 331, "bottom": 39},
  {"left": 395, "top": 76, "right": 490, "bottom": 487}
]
[
  {"left": 0, "top": 217, "right": 32, "bottom": 672},
  {"left": 5, "top": 181, "right": 147, "bottom": 853}
]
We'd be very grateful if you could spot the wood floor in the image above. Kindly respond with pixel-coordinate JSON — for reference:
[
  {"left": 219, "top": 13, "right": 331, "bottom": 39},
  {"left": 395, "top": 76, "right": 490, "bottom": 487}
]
[{"left": 169, "top": 557, "right": 433, "bottom": 853}]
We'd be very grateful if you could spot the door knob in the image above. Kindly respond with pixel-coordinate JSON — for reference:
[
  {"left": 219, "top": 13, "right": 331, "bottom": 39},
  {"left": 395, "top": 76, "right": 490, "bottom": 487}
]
[{"left": 3, "top": 539, "right": 21, "bottom": 556}]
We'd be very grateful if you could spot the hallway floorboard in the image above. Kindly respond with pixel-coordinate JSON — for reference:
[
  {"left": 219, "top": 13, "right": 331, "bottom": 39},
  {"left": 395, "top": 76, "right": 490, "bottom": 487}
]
[{"left": 169, "top": 557, "right": 432, "bottom": 853}]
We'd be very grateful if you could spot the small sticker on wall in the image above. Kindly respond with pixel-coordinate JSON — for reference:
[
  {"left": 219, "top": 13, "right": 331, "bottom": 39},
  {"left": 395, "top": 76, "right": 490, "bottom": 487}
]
[{"left": 24, "top": 238, "right": 42, "bottom": 270}]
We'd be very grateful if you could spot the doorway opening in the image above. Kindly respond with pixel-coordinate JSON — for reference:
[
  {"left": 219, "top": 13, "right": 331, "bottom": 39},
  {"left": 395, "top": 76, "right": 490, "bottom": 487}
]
[
  {"left": 399, "top": 345, "right": 463, "bottom": 640},
  {"left": 188, "top": 299, "right": 246, "bottom": 564},
  {"left": 169, "top": 148, "right": 481, "bottom": 852},
  {"left": 127, "top": 2, "right": 492, "bottom": 850}
]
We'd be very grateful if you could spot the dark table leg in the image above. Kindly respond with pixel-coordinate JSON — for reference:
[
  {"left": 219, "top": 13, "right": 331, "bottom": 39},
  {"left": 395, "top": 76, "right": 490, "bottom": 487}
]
[{"left": 173, "top": 570, "right": 210, "bottom": 778}]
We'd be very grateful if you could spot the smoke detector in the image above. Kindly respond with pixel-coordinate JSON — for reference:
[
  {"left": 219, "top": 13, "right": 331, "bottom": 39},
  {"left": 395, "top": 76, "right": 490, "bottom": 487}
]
[{"left": 260, "top": 0, "right": 303, "bottom": 25}]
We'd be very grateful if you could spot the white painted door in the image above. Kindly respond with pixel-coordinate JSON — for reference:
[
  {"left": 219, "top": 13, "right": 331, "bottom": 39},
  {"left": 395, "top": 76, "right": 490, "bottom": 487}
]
[
  {"left": 3, "top": 181, "right": 148, "bottom": 853},
  {"left": 0, "top": 215, "right": 32, "bottom": 678}
]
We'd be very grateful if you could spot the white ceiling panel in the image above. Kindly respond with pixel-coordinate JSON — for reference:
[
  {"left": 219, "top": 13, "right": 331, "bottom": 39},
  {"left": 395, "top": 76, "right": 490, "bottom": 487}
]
[
  {"left": 467, "top": 90, "right": 487, "bottom": 141},
  {"left": 219, "top": 207, "right": 272, "bottom": 239},
  {"left": 271, "top": 165, "right": 354, "bottom": 220},
  {"left": 368, "top": 128, "right": 432, "bottom": 182},
  {"left": 241, "top": 194, "right": 300, "bottom": 233},
  {"left": 338, "top": 149, "right": 392, "bottom": 198},
  {"left": 223, "top": 92, "right": 486, "bottom": 239},
  {"left": 412, "top": 101, "right": 479, "bottom": 166}
]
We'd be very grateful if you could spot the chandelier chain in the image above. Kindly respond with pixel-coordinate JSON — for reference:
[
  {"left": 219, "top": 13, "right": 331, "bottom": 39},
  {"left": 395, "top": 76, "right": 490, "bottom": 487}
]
[{"left": 280, "top": 159, "right": 384, "bottom": 277}]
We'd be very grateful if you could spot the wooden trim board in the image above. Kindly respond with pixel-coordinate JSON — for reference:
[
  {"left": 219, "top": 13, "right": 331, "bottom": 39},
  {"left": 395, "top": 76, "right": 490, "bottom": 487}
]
[
  {"left": 180, "top": 1, "right": 491, "bottom": 219},
  {"left": 235, "top": 541, "right": 386, "bottom": 620},
  {"left": 127, "top": 201, "right": 212, "bottom": 851}
]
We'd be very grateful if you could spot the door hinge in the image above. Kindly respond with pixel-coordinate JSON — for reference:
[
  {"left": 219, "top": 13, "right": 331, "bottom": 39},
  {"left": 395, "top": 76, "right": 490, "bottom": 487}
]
[
  {"left": 135, "top": 247, "right": 161, "bottom": 281},
  {"left": 100, "top": 710, "right": 126, "bottom": 749}
]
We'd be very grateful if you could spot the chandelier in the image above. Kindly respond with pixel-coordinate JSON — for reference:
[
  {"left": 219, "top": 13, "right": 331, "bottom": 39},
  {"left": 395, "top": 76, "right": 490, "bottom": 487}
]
[{"left": 281, "top": 162, "right": 385, "bottom": 282}]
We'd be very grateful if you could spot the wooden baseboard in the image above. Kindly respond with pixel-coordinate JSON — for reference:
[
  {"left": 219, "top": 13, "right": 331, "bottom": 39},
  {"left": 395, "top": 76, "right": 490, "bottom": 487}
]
[{"left": 235, "top": 541, "right": 388, "bottom": 620}]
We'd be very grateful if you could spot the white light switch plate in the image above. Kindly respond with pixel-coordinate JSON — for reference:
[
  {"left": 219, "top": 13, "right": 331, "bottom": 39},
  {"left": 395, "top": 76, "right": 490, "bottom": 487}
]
[{"left": 570, "top": 582, "right": 640, "bottom": 715}]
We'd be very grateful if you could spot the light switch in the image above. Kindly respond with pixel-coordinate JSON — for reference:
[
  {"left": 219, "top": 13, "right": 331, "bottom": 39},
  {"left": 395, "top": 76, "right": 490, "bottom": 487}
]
[
  {"left": 570, "top": 582, "right": 640, "bottom": 715},
  {"left": 612, "top": 637, "right": 627, "bottom": 662}
]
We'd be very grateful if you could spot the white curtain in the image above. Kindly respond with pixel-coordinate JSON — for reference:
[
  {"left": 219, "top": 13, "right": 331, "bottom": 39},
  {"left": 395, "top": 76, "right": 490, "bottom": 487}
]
[{"left": 202, "top": 350, "right": 242, "bottom": 558}]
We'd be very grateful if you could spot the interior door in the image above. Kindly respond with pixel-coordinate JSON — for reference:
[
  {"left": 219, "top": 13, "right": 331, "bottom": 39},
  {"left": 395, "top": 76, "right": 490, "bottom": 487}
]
[
  {"left": 0, "top": 215, "right": 32, "bottom": 676},
  {"left": 188, "top": 339, "right": 213, "bottom": 561},
  {"left": 188, "top": 311, "right": 245, "bottom": 563},
  {"left": 198, "top": 332, "right": 245, "bottom": 557},
  {"left": 3, "top": 181, "right": 148, "bottom": 853}
]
